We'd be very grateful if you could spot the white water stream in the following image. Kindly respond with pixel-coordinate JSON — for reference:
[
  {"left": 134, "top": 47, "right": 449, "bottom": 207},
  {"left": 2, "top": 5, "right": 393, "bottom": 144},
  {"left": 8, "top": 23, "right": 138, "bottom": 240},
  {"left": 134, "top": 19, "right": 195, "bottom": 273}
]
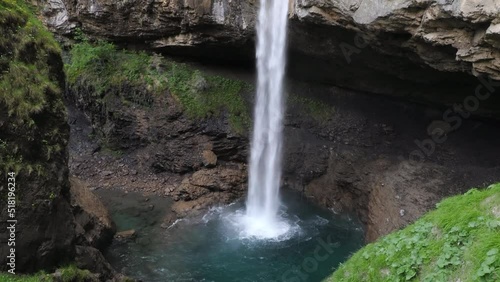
[{"left": 243, "top": 0, "right": 290, "bottom": 239}]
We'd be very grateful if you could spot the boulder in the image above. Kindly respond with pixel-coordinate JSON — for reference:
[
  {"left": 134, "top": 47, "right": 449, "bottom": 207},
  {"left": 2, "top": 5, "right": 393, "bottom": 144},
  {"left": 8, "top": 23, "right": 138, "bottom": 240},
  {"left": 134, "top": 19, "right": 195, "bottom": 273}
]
[
  {"left": 74, "top": 246, "right": 117, "bottom": 281},
  {"left": 70, "top": 177, "right": 116, "bottom": 250},
  {"left": 114, "top": 229, "right": 137, "bottom": 242},
  {"left": 170, "top": 166, "right": 247, "bottom": 217},
  {"left": 202, "top": 150, "right": 218, "bottom": 168}
]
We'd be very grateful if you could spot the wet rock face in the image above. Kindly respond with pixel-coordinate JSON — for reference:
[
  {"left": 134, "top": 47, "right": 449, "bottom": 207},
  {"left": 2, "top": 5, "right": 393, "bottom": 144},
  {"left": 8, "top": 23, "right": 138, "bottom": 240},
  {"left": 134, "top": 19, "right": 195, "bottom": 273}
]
[
  {"left": 288, "top": 0, "right": 500, "bottom": 117},
  {"left": 283, "top": 83, "right": 500, "bottom": 242},
  {"left": 41, "top": 0, "right": 500, "bottom": 115}
]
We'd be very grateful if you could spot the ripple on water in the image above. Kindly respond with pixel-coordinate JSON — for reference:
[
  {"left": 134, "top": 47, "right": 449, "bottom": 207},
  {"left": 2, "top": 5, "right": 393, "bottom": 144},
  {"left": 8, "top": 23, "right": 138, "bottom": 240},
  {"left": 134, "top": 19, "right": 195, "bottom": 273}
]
[{"left": 104, "top": 190, "right": 365, "bottom": 282}]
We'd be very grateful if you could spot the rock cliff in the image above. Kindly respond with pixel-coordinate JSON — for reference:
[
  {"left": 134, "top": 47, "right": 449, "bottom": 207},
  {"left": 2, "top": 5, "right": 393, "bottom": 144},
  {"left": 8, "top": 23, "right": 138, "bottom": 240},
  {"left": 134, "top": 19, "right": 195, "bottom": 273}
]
[
  {"left": 0, "top": 1, "right": 120, "bottom": 278},
  {"left": 0, "top": 0, "right": 75, "bottom": 272},
  {"left": 40, "top": 0, "right": 500, "bottom": 115}
]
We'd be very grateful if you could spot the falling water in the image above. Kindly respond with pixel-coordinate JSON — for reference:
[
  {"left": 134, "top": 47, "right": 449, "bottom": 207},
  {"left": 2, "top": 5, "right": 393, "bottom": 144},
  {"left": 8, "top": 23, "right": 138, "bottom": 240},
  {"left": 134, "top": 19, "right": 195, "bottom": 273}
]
[{"left": 244, "top": 0, "right": 290, "bottom": 238}]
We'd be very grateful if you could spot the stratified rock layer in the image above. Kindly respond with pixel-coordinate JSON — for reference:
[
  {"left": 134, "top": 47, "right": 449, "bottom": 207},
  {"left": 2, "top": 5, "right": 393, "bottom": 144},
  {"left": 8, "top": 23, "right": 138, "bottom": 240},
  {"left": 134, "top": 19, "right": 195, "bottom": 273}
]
[
  {"left": 41, "top": 0, "right": 500, "bottom": 243},
  {"left": 40, "top": 0, "right": 500, "bottom": 115}
]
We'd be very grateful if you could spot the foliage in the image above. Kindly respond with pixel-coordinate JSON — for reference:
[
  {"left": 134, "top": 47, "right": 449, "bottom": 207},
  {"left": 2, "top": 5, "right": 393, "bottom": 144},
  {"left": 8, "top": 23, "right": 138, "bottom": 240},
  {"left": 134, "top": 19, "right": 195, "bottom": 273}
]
[
  {"left": 0, "top": 0, "right": 66, "bottom": 176},
  {"left": 59, "top": 265, "right": 93, "bottom": 282},
  {"left": 66, "top": 40, "right": 162, "bottom": 106},
  {"left": 328, "top": 184, "right": 500, "bottom": 282},
  {"left": 0, "top": 265, "right": 92, "bottom": 282},
  {"left": 0, "top": 272, "right": 50, "bottom": 282},
  {"left": 167, "top": 65, "right": 251, "bottom": 133},
  {"left": 65, "top": 40, "right": 251, "bottom": 134}
]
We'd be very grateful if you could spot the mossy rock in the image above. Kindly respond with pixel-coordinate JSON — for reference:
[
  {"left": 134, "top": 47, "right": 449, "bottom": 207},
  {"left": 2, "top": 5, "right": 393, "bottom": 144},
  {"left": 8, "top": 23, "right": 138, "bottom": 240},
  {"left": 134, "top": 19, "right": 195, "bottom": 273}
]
[
  {"left": 65, "top": 40, "right": 251, "bottom": 135},
  {"left": 0, "top": 0, "right": 66, "bottom": 175},
  {"left": 0, "top": 0, "right": 75, "bottom": 273}
]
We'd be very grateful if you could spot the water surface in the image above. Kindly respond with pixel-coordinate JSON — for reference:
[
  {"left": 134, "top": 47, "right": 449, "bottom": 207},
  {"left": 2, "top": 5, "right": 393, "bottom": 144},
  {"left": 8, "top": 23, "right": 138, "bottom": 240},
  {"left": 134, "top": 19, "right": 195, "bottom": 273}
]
[{"left": 101, "top": 190, "right": 364, "bottom": 282}]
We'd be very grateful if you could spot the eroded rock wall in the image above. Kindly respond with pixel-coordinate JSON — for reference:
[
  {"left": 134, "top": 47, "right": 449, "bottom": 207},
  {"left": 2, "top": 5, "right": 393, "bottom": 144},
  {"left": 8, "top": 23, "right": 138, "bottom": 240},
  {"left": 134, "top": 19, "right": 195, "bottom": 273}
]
[
  {"left": 39, "top": 0, "right": 500, "bottom": 116},
  {"left": 0, "top": 1, "right": 119, "bottom": 276}
]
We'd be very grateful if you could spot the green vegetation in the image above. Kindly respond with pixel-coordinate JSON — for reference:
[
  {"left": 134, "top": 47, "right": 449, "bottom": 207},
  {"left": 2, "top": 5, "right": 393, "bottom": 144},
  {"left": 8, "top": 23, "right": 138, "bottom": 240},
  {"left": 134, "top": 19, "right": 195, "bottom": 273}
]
[
  {"left": 0, "top": 0, "right": 66, "bottom": 175},
  {"left": 0, "top": 272, "right": 49, "bottom": 282},
  {"left": 167, "top": 65, "right": 251, "bottom": 133},
  {"left": 58, "top": 265, "right": 93, "bottom": 282},
  {"left": 102, "top": 147, "right": 125, "bottom": 158},
  {"left": 66, "top": 40, "right": 160, "bottom": 106},
  {"left": 289, "top": 93, "right": 334, "bottom": 122},
  {"left": 328, "top": 184, "right": 500, "bottom": 282},
  {"left": 0, "top": 265, "right": 92, "bottom": 282},
  {"left": 66, "top": 40, "right": 251, "bottom": 133}
]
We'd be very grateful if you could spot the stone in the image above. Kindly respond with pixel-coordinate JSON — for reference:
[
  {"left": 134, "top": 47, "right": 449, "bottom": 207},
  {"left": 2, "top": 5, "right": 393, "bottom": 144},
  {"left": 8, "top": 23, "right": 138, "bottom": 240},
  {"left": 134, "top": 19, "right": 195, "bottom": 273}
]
[
  {"left": 191, "top": 72, "right": 209, "bottom": 92},
  {"left": 170, "top": 167, "right": 247, "bottom": 218},
  {"left": 202, "top": 150, "right": 218, "bottom": 168},
  {"left": 0, "top": 9, "right": 76, "bottom": 272},
  {"left": 74, "top": 246, "right": 117, "bottom": 281},
  {"left": 70, "top": 178, "right": 116, "bottom": 250}
]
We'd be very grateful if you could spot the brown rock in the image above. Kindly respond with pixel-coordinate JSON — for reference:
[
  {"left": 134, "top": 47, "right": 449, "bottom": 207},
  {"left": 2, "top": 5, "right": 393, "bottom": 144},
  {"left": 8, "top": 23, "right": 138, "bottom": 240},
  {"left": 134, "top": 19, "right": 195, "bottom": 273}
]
[
  {"left": 170, "top": 166, "right": 247, "bottom": 218},
  {"left": 74, "top": 246, "right": 117, "bottom": 281},
  {"left": 202, "top": 150, "right": 218, "bottom": 168},
  {"left": 70, "top": 177, "right": 116, "bottom": 250},
  {"left": 114, "top": 229, "right": 136, "bottom": 241}
]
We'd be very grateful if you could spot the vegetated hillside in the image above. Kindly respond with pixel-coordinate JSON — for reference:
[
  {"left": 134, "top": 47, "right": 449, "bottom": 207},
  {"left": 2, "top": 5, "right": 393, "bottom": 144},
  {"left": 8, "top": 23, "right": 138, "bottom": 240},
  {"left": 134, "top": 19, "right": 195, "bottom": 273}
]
[
  {"left": 0, "top": 0, "right": 76, "bottom": 272},
  {"left": 328, "top": 184, "right": 500, "bottom": 282},
  {"left": 65, "top": 39, "right": 252, "bottom": 136},
  {"left": 0, "top": 265, "right": 94, "bottom": 282},
  {"left": 41, "top": 0, "right": 500, "bottom": 118}
]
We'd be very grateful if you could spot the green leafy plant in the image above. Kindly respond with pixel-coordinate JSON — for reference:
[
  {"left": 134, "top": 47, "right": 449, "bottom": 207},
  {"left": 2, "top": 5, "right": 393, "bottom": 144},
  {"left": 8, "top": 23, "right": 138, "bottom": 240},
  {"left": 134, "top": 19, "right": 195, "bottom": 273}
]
[{"left": 329, "top": 184, "right": 500, "bottom": 282}]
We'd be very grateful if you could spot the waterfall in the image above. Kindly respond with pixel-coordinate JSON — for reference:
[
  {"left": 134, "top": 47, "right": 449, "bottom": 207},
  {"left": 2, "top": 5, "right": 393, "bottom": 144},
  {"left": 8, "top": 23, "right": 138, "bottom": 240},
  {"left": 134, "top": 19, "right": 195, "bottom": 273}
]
[{"left": 244, "top": 0, "right": 289, "bottom": 238}]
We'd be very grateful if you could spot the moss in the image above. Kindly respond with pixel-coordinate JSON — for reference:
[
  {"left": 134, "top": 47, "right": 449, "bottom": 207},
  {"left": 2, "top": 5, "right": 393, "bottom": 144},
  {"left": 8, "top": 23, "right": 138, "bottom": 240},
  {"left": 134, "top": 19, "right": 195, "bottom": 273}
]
[
  {"left": 65, "top": 41, "right": 251, "bottom": 134},
  {"left": 59, "top": 265, "right": 93, "bottom": 282},
  {"left": 102, "top": 146, "right": 125, "bottom": 158},
  {"left": 0, "top": 265, "right": 93, "bottom": 282},
  {"left": 0, "top": 272, "right": 51, "bottom": 282},
  {"left": 168, "top": 66, "right": 251, "bottom": 133},
  {"left": 327, "top": 184, "right": 500, "bottom": 282},
  {"left": 0, "top": 0, "right": 66, "bottom": 176}
]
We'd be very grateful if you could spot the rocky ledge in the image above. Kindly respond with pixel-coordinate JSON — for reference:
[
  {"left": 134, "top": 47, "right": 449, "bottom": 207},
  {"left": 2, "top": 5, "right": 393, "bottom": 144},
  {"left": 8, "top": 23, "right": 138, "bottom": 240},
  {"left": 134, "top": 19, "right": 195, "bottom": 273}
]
[{"left": 39, "top": 0, "right": 500, "bottom": 116}]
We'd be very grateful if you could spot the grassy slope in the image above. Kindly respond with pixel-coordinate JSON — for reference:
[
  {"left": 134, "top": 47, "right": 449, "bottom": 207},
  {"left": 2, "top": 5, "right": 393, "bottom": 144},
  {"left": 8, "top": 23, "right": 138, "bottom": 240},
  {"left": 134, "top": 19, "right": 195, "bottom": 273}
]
[
  {"left": 0, "top": 1, "right": 104, "bottom": 279},
  {"left": 328, "top": 184, "right": 500, "bottom": 282},
  {"left": 0, "top": 265, "right": 93, "bottom": 282},
  {"left": 65, "top": 41, "right": 252, "bottom": 134},
  {"left": 0, "top": 0, "right": 66, "bottom": 175}
]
